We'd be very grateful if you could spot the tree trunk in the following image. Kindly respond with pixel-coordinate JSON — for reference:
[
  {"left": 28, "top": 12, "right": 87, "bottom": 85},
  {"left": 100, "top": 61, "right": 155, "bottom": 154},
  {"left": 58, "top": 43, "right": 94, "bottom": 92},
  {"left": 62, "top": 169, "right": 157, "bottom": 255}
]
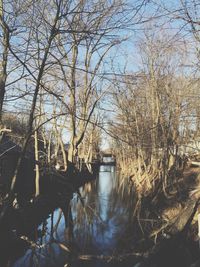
[{"left": 0, "top": 0, "right": 9, "bottom": 122}]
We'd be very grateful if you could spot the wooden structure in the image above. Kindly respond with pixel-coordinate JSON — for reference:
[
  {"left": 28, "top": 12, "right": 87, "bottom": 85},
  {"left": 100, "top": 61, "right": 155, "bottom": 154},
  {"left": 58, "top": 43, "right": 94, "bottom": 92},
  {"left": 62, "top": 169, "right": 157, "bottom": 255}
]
[{"left": 100, "top": 151, "right": 116, "bottom": 166}]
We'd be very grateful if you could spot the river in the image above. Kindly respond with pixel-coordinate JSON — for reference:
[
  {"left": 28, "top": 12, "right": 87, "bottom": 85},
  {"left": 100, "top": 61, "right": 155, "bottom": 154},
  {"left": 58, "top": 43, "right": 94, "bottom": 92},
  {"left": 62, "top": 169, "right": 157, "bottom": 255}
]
[{"left": 12, "top": 165, "right": 139, "bottom": 267}]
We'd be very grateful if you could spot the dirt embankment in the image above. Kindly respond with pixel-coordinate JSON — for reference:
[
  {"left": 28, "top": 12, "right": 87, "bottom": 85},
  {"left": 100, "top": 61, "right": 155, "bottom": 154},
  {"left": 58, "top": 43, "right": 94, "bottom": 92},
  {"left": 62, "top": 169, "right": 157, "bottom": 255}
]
[{"left": 138, "top": 165, "right": 200, "bottom": 267}]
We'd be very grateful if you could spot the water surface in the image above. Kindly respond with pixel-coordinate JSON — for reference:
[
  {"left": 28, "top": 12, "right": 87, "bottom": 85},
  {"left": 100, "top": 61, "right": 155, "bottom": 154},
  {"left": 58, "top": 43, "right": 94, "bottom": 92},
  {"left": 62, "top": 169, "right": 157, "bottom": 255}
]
[{"left": 13, "top": 165, "right": 136, "bottom": 267}]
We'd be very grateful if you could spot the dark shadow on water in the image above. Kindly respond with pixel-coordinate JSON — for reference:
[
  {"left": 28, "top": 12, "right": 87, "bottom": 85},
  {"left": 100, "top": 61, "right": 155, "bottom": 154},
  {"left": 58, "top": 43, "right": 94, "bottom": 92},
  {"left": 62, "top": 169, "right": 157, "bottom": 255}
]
[{"left": 12, "top": 165, "right": 136, "bottom": 267}]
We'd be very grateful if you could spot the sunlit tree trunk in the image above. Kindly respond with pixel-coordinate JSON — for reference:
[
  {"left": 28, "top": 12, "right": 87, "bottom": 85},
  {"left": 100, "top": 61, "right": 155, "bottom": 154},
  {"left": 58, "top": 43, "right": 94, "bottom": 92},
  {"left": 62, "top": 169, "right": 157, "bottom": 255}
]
[{"left": 0, "top": 0, "right": 9, "bottom": 123}]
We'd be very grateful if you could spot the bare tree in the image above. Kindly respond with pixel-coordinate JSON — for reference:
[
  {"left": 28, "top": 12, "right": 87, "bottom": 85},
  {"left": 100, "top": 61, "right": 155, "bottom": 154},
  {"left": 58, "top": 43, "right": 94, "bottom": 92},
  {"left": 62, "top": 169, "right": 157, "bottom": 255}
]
[
  {"left": 6, "top": 0, "right": 64, "bottom": 197},
  {"left": 43, "top": 0, "right": 134, "bottom": 162},
  {"left": 110, "top": 26, "right": 192, "bottom": 197},
  {"left": 0, "top": 0, "right": 9, "bottom": 122}
]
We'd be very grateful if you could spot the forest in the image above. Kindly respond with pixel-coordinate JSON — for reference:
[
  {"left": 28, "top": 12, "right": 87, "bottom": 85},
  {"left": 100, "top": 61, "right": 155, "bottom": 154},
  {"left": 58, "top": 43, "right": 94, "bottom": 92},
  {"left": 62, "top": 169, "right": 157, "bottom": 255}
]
[{"left": 1, "top": 0, "right": 200, "bottom": 267}]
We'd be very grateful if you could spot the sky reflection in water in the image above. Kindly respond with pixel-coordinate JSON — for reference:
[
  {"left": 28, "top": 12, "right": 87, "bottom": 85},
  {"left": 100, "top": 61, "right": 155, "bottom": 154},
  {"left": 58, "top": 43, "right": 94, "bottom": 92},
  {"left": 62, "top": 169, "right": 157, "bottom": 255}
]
[{"left": 13, "top": 165, "right": 132, "bottom": 267}]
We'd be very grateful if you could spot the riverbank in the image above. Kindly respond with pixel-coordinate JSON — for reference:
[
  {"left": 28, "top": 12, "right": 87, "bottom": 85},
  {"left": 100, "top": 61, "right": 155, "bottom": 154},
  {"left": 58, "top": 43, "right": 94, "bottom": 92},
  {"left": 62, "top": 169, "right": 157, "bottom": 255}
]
[{"left": 9, "top": 164, "right": 200, "bottom": 267}]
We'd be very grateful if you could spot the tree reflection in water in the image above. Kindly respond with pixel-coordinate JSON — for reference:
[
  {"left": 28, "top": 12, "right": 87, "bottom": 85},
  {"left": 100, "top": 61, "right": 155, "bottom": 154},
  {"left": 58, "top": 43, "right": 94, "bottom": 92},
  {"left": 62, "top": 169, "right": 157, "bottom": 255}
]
[{"left": 13, "top": 166, "right": 137, "bottom": 267}]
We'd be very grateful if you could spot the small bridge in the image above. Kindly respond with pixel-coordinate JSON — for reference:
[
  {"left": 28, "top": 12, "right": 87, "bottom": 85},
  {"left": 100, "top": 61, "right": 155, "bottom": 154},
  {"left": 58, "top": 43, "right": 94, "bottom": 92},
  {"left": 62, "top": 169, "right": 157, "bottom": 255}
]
[{"left": 100, "top": 151, "right": 116, "bottom": 166}]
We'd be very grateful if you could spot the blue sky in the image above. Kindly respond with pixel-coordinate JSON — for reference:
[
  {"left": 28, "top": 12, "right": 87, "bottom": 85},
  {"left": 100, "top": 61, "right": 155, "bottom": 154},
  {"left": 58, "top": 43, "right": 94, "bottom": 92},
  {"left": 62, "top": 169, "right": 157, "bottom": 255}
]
[{"left": 1, "top": 0, "right": 199, "bottom": 149}]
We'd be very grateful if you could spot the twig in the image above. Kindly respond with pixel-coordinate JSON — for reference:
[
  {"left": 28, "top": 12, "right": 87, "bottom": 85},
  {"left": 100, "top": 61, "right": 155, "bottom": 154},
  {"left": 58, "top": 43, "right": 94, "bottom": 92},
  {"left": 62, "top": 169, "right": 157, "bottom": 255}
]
[{"left": 0, "top": 145, "right": 17, "bottom": 158}]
